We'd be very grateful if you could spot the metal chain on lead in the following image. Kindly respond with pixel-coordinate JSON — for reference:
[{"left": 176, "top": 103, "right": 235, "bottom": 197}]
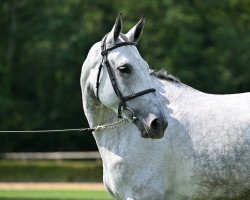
[{"left": 94, "top": 118, "right": 129, "bottom": 131}]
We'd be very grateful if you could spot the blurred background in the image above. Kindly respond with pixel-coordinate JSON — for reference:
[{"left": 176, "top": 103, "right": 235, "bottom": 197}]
[{"left": 0, "top": 0, "right": 249, "bottom": 184}]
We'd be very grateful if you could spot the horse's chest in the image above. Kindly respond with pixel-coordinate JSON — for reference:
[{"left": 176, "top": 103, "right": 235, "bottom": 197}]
[{"left": 102, "top": 154, "right": 168, "bottom": 200}]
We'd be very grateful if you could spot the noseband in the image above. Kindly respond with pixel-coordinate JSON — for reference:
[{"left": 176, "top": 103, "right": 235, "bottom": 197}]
[{"left": 96, "top": 34, "right": 156, "bottom": 119}]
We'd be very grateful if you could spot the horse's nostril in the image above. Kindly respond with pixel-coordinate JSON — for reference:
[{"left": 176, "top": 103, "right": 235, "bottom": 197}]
[
  {"left": 150, "top": 118, "right": 161, "bottom": 131},
  {"left": 150, "top": 117, "right": 168, "bottom": 133}
]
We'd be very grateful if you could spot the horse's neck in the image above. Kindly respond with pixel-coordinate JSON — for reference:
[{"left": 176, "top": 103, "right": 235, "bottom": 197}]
[{"left": 154, "top": 77, "right": 203, "bottom": 112}]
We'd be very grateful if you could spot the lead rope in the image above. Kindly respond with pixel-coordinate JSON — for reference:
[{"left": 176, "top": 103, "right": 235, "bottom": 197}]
[
  {"left": 0, "top": 119, "right": 129, "bottom": 133},
  {"left": 94, "top": 118, "right": 129, "bottom": 131}
]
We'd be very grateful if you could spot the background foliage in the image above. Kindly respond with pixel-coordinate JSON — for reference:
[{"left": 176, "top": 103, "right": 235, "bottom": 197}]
[{"left": 0, "top": 0, "right": 249, "bottom": 152}]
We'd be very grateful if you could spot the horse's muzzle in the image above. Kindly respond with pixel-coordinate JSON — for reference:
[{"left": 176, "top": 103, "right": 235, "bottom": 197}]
[{"left": 134, "top": 116, "right": 168, "bottom": 139}]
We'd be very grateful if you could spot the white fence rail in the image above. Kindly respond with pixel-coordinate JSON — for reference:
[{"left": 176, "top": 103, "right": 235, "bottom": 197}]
[{"left": 0, "top": 151, "right": 101, "bottom": 160}]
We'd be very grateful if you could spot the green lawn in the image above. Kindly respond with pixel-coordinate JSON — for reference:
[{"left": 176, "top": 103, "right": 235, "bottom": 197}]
[
  {"left": 0, "top": 160, "right": 103, "bottom": 182},
  {"left": 0, "top": 189, "right": 113, "bottom": 200}
]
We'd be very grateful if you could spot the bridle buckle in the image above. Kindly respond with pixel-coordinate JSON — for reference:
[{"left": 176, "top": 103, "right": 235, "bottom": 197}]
[{"left": 121, "top": 106, "right": 138, "bottom": 122}]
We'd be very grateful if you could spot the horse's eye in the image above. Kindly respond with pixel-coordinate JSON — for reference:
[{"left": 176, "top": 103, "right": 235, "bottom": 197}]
[{"left": 118, "top": 65, "right": 131, "bottom": 74}]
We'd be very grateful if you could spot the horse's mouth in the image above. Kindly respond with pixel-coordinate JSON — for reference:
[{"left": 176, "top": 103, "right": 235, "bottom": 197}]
[{"left": 133, "top": 119, "right": 165, "bottom": 139}]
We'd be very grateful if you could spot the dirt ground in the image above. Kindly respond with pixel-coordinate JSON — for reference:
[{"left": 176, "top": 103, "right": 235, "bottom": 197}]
[{"left": 0, "top": 182, "right": 105, "bottom": 190}]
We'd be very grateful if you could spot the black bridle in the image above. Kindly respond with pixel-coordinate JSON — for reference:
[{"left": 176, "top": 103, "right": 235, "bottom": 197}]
[{"left": 96, "top": 34, "right": 156, "bottom": 119}]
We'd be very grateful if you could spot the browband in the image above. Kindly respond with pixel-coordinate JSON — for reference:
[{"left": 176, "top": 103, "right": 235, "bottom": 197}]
[{"left": 101, "top": 42, "right": 137, "bottom": 56}]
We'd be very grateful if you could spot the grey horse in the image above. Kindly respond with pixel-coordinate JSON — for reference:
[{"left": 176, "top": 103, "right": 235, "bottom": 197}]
[{"left": 81, "top": 14, "right": 250, "bottom": 199}]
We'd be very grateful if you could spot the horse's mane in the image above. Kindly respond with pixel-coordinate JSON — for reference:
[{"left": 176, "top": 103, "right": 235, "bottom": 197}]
[{"left": 151, "top": 69, "right": 181, "bottom": 83}]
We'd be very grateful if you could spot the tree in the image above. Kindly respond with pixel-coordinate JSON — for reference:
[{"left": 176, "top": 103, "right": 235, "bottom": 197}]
[{"left": 0, "top": 0, "right": 249, "bottom": 152}]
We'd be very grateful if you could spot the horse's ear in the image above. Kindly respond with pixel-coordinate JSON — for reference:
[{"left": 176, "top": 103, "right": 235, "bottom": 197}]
[
  {"left": 110, "top": 13, "right": 123, "bottom": 42},
  {"left": 126, "top": 15, "right": 145, "bottom": 42}
]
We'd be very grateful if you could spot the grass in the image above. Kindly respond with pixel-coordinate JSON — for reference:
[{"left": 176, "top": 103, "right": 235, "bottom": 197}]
[
  {"left": 0, "top": 189, "right": 113, "bottom": 200},
  {"left": 0, "top": 160, "right": 103, "bottom": 182},
  {"left": 0, "top": 160, "right": 111, "bottom": 199}
]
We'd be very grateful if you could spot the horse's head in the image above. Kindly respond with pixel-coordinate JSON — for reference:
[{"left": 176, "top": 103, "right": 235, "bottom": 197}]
[{"left": 85, "top": 14, "right": 168, "bottom": 139}]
